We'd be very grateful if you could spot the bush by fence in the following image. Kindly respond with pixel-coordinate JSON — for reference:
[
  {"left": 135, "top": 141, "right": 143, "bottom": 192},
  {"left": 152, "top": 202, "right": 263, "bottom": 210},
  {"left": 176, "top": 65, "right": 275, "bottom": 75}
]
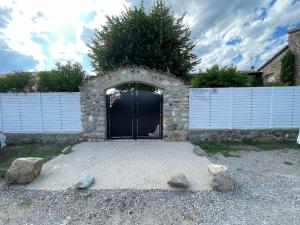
[
  {"left": 0, "top": 62, "right": 85, "bottom": 93},
  {"left": 0, "top": 72, "right": 33, "bottom": 92},
  {"left": 38, "top": 62, "right": 85, "bottom": 92},
  {"left": 191, "top": 65, "right": 250, "bottom": 88}
]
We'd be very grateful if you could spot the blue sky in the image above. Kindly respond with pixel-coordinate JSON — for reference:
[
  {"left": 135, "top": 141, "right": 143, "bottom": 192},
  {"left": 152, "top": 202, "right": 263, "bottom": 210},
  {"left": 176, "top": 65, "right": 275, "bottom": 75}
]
[{"left": 0, "top": 0, "right": 300, "bottom": 74}]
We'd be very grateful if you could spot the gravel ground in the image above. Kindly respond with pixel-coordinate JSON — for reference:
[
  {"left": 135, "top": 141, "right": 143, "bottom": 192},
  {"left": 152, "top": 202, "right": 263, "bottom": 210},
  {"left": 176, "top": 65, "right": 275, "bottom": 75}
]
[
  {"left": 0, "top": 149, "right": 299, "bottom": 225},
  {"left": 25, "top": 141, "right": 210, "bottom": 191}
]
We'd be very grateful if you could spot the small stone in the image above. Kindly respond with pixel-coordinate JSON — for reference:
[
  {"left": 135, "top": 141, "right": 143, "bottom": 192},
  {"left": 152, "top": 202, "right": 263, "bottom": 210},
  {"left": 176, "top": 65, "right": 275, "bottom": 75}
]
[
  {"left": 167, "top": 173, "right": 189, "bottom": 188},
  {"left": 75, "top": 175, "right": 94, "bottom": 189},
  {"left": 62, "top": 146, "right": 72, "bottom": 154},
  {"left": 193, "top": 145, "right": 207, "bottom": 157},
  {"left": 208, "top": 164, "right": 233, "bottom": 192},
  {"left": 5, "top": 157, "right": 44, "bottom": 184}
]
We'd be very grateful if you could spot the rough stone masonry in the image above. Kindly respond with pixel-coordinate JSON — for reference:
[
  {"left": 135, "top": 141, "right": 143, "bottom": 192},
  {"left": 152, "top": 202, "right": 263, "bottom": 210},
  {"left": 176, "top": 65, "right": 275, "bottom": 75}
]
[{"left": 80, "top": 67, "right": 189, "bottom": 141}]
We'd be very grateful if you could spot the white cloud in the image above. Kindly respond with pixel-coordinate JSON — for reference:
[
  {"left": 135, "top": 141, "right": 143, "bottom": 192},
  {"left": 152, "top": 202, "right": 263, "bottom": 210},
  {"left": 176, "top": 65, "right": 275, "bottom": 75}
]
[
  {"left": 0, "top": 0, "right": 129, "bottom": 72},
  {"left": 0, "top": 0, "right": 300, "bottom": 73},
  {"left": 178, "top": 0, "right": 300, "bottom": 71}
]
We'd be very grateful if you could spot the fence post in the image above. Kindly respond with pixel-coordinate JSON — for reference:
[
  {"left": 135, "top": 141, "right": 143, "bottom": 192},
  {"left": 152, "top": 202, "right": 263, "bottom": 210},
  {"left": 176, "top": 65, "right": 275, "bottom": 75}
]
[{"left": 291, "top": 87, "right": 295, "bottom": 127}]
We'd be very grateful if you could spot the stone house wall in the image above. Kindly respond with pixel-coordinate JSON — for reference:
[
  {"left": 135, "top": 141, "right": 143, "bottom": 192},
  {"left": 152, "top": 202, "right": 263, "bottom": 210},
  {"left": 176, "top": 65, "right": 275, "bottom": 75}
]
[
  {"left": 80, "top": 67, "right": 189, "bottom": 141},
  {"left": 259, "top": 27, "right": 300, "bottom": 85},
  {"left": 288, "top": 28, "right": 300, "bottom": 85},
  {"left": 259, "top": 47, "right": 288, "bottom": 85}
]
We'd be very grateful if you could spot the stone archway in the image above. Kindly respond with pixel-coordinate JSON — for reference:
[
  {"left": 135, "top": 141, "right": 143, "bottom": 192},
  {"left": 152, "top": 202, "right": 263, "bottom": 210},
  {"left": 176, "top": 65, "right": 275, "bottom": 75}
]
[{"left": 80, "top": 67, "right": 189, "bottom": 141}]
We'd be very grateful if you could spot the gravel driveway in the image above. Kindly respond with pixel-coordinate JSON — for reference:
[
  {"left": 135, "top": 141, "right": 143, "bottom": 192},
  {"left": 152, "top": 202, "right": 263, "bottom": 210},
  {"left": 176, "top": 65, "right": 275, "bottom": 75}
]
[
  {"left": 0, "top": 148, "right": 299, "bottom": 225},
  {"left": 24, "top": 141, "right": 210, "bottom": 191}
]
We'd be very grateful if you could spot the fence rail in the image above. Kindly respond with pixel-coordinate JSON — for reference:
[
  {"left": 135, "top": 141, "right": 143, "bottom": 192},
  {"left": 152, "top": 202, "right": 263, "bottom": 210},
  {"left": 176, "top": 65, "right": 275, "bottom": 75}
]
[
  {"left": 0, "top": 92, "right": 81, "bottom": 133},
  {"left": 189, "top": 87, "right": 300, "bottom": 129}
]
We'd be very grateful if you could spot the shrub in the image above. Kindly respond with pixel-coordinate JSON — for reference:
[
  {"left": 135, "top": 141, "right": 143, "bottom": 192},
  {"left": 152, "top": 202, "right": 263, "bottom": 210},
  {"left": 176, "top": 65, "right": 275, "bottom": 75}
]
[
  {"left": 191, "top": 65, "right": 250, "bottom": 88},
  {"left": 280, "top": 50, "right": 295, "bottom": 86},
  {"left": 249, "top": 74, "right": 263, "bottom": 87},
  {"left": 0, "top": 71, "right": 33, "bottom": 92},
  {"left": 38, "top": 61, "right": 85, "bottom": 92}
]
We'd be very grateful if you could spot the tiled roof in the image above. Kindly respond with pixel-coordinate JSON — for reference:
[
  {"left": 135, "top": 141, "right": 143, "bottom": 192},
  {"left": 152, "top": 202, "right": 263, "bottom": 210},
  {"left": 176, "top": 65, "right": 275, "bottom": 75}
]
[{"left": 288, "top": 27, "right": 300, "bottom": 34}]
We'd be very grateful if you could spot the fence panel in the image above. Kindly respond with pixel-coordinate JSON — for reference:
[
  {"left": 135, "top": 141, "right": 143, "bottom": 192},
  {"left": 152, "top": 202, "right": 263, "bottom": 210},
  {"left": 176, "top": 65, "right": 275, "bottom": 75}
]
[
  {"left": 210, "top": 88, "right": 232, "bottom": 128},
  {"left": 251, "top": 88, "right": 272, "bottom": 128},
  {"left": 0, "top": 92, "right": 81, "bottom": 133},
  {"left": 232, "top": 88, "right": 252, "bottom": 128},
  {"left": 60, "top": 92, "right": 81, "bottom": 132},
  {"left": 190, "top": 87, "right": 300, "bottom": 129},
  {"left": 189, "top": 89, "right": 211, "bottom": 129},
  {"left": 1, "top": 94, "right": 21, "bottom": 132}
]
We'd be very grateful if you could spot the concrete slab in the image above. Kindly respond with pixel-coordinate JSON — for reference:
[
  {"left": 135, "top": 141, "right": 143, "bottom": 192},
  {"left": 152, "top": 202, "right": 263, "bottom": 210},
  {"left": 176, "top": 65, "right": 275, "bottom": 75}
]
[{"left": 24, "top": 141, "right": 211, "bottom": 191}]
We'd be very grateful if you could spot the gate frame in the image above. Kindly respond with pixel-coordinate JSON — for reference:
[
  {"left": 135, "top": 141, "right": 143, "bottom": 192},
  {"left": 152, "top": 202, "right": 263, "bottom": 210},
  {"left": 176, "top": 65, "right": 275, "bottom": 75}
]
[{"left": 80, "top": 67, "right": 189, "bottom": 141}]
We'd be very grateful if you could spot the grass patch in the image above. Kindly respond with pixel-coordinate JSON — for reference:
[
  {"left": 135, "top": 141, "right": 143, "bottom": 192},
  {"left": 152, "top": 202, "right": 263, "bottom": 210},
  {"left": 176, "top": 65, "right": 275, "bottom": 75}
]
[
  {"left": 18, "top": 197, "right": 33, "bottom": 208},
  {"left": 242, "top": 140, "right": 298, "bottom": 150},
  {"left": 0, "top": 143, "right": 70, "bottom": 180},
  {"left": 194, "top": 141, "right": 243, "bottom": 157},
  {"left": 194, "top": 140, "right": 298, "bottom": 157}
]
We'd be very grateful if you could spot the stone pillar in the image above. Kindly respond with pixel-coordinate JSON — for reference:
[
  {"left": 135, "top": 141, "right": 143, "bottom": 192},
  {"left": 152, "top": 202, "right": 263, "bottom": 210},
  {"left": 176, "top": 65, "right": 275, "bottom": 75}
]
[{"left": 288, "top": 28, "right": 300, "bottom": 85}]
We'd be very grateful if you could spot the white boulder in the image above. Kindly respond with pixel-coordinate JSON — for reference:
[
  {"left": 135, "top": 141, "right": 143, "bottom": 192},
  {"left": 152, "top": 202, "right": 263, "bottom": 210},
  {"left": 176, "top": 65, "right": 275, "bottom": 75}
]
[{"left": 208, "top": 164, "right": 233, "bottom": 192}]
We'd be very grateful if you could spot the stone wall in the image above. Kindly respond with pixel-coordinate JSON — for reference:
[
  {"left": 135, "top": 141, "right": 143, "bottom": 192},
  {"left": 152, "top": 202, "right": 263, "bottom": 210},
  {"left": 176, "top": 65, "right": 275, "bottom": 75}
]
[
  {"left": 188, "top": 129, "right": 299, "bottom": 143},
  {"left": 259, "top": 47, "right": 288, "bottom": 85},
  {"left": 80, "top": 67, "right": 189, "bottom": 141},
  {"left": 4, "top": 133, "right": 83, "bottom": 145},
  {"left": 288, "top": 27, "right": 300, "bottom": 85}
]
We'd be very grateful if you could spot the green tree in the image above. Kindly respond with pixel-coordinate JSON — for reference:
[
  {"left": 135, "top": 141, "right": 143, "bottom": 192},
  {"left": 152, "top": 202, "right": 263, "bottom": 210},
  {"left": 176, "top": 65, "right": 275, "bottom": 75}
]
[
  {"left": 88, "top": 0, "right": 199, "bottom": 78},
  {"left": 0, "top": 71, "right": 33, "bottom": 92},
  {"left": 249, "top": 74, "right": 263, "bottom": 87},
  {"left": 38, "top": 61, "right": 85, "bottom": 92},
  {"left": 280, "top": 50, "right": 295, "bottom": 86},
  {"left": 191, "top": 65, "right": 250, "bottom": 88}
]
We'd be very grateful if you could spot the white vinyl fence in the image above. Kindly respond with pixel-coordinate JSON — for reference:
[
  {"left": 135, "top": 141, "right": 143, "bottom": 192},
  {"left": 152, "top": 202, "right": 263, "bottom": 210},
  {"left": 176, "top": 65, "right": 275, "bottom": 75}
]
[
  {"left": 189, "top": 87, "right": 300, "bottom": 129},
  {"left": 0, "top": 92, "right": 81, "bottom": 132}
]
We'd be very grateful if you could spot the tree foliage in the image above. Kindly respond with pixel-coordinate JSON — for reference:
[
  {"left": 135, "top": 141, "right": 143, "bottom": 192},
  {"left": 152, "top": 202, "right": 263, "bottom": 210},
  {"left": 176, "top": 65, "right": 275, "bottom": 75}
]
[
  {"left": 280, "top": 50, "right": 295, "bottom": 86},
  {"left": 0, "top": 72, "right": 33, "bottom": 92},
  {"left": 249, "top": 74, "right": 263, "bottom": 87},
  {"left": 88, "top": 0, "right": 199, "bottom": 78},
  {"left": 191, "top": 65, "right": 250, "bottom": 88},
  {"left": 37, "top": 61, "right": 85, "bottom": 92}
]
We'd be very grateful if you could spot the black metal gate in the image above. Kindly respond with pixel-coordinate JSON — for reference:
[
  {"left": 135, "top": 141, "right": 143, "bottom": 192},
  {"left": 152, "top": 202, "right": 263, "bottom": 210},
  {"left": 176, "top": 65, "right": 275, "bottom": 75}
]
[{"left": 106, "top": 83, "right": 162, "bottom": 139}]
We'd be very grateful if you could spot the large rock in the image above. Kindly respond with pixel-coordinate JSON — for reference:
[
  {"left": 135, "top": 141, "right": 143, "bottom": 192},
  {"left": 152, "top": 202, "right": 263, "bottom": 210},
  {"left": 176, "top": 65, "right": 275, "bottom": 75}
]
[
  {"left": 5, "top": 157, "right": 44, "bottom": 184},
  {"left": 208, "top": 164, "right": 233, "bottom": 192},
  {"left": 167, "top": 173, "right": 190, "bottom": 188}
]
